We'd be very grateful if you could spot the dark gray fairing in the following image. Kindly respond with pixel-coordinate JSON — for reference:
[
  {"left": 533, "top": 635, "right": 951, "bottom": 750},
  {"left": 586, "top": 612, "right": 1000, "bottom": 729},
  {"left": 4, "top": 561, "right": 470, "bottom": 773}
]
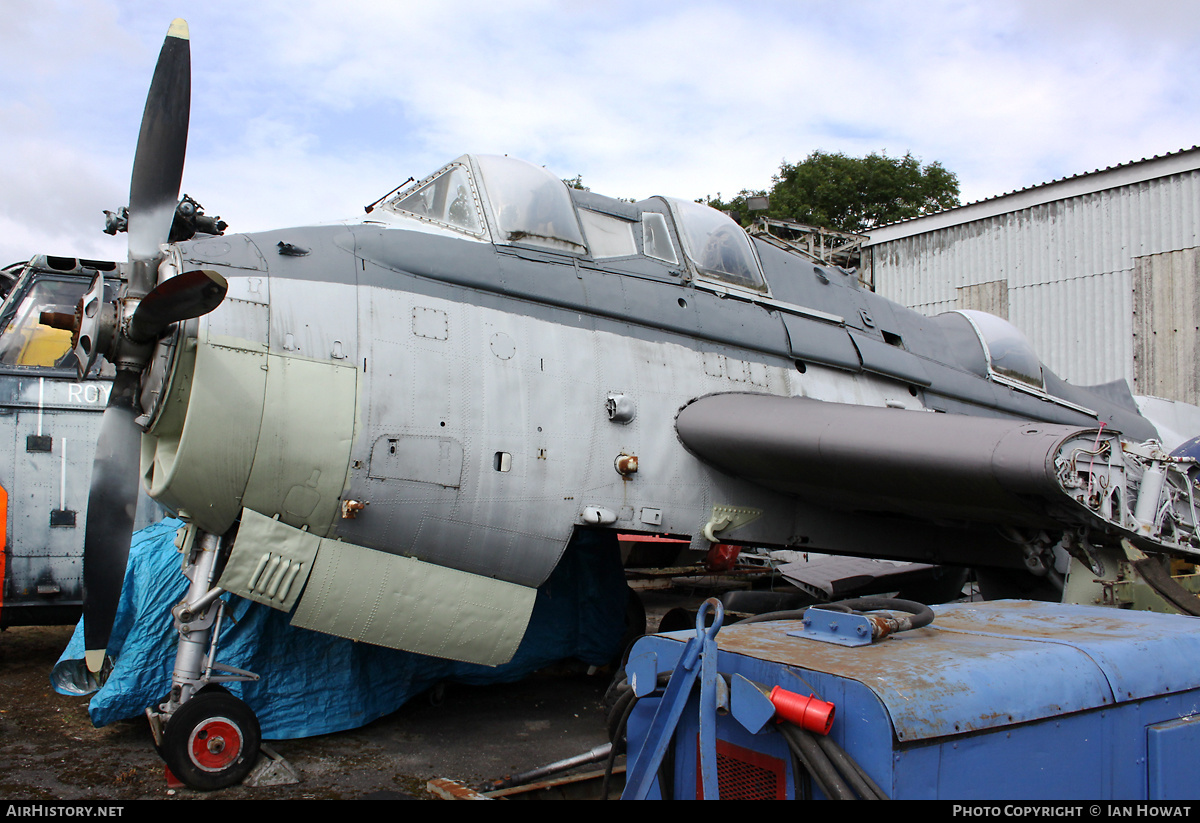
[{"left": 677, "top": 393, "right": 1105, "bottom": 528}]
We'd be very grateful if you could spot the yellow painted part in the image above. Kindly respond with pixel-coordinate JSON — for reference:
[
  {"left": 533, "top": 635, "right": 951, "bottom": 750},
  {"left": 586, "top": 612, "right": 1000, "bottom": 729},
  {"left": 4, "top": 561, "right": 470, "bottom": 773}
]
[{"left": 15, "top": 327, "right": 71, "bottom": 367}]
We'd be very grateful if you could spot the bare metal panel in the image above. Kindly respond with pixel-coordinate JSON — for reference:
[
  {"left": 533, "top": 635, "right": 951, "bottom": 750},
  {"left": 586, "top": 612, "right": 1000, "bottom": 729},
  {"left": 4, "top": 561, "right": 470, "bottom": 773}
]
[
  {"left": 1134, "top": 248, "right": 1200, "bottom": 405},
  {"left": 957, "top": 279, "right": 1008, "bottom": 319}
]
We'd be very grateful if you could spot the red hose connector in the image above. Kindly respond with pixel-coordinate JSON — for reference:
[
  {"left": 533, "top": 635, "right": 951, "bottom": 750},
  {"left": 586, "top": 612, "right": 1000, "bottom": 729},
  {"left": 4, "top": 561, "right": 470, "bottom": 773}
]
[{"left": 769, "top": 686, "right": 835, "bottom": 735}]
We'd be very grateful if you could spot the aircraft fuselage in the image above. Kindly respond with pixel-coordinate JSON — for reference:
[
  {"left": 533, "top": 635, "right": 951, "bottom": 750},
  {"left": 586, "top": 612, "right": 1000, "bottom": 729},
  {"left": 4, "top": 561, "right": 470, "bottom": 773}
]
[{"left": 137, "top": 187, "right": 1169, "bottom": 591}]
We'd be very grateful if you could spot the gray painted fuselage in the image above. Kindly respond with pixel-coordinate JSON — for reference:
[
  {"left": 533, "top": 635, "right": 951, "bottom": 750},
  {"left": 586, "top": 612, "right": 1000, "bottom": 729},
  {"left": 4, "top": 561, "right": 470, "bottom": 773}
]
[{"left": 137, "top": 161, "right": 1175, "bottom": 590}]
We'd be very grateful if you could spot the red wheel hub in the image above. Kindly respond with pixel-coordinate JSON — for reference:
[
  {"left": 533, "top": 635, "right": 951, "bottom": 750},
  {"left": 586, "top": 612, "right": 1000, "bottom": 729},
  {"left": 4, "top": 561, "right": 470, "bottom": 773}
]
[{"left": 188, "top": 717, "right": 243, "bottom": 771}]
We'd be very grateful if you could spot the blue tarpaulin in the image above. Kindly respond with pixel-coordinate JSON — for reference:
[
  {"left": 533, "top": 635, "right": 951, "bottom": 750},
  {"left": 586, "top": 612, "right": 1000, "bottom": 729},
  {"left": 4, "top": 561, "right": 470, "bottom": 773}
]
[{"left": 53, "top": 519, "right": 629, "bottom": 739}]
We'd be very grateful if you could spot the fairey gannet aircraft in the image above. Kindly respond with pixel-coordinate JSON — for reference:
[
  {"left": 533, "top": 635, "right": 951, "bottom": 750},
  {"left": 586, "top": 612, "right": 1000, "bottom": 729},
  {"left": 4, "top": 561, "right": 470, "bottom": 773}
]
[{"left": 43, "top": 19, "right": 1199, "bottom": 789}]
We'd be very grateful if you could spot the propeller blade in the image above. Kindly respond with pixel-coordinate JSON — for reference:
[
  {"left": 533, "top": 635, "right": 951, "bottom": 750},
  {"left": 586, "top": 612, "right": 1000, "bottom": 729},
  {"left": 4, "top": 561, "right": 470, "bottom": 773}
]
[
  {"left": 81, "top": 20, "right": 203, "bottom": 674},
  {"left": 127, "top": 18, "right": 190, "bottom": 292},
  {"left": 82, "top": 370, "right": 145, "bottom": 673},
  {"left": 127, "top": 269, "right": 228, "bottom": 343}
]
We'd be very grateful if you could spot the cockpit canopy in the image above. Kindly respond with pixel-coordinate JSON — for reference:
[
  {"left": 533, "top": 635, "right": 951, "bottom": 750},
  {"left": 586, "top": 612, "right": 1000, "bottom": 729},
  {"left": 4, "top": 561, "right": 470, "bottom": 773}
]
[
  {"left": 384, "top": 155, "right": 586, "bottom": 254},
  {"left": 663, "top": 197, "right": 765, "bottom": 292},
  {"left": 953, "top": 309, "right": 1046, "bottom": 391},
  {"left": 476, "top": 155, "right": 588, "bottom": 254},
  {"left": 380, "top": 154, "right": 765, "bottom": 292}
]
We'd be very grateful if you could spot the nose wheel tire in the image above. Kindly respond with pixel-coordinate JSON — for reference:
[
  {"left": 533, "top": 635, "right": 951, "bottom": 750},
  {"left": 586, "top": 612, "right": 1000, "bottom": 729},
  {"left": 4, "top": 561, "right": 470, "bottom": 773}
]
[{"left": 160, "top": 687, "right": 261, "bottom": 791}]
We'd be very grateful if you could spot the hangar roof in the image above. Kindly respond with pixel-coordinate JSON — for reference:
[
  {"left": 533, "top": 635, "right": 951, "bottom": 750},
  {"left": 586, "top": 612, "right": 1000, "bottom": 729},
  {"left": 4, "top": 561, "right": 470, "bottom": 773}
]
[{"left": 866, "top": 145, "right": 1200, "bottom": 245}]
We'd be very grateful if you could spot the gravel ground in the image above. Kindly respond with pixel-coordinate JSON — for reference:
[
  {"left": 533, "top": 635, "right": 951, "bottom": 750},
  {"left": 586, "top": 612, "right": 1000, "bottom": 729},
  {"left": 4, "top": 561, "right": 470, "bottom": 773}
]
[{"left": 0, "top": 624, "right": 623, "bottom": 801}]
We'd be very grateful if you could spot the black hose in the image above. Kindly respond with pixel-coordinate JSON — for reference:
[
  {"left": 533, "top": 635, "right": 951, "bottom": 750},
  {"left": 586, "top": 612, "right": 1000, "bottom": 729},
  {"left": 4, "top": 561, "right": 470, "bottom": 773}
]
[
  {"left": 780, "top": 724, "right": 856, "bottom": 800},
  {"left": 601, "top": 671, "right": 674, "bottom": 799},
  {"left": 601, "top": 686, "right": 638, "bottom": 800},
  {"left": 732, "top": 607, "right": 816, "bottom": 625},
  {"left": 815, "top": 733, "right": 889, "bottom": 800},
  {"left": 605, "top": 680, "right": 635, "bottom": 751},
  {"left": 734, "top": 597, "right": 935, "bottom": 634},
  {"left": 780, "top": 723, "right": 892, "bottom": 800},
  {"left": 790, "top": 746, "right": 813, "bottom": 799},
  {"left": 830, "top": 597, "right": 935, "bottom": 631}
]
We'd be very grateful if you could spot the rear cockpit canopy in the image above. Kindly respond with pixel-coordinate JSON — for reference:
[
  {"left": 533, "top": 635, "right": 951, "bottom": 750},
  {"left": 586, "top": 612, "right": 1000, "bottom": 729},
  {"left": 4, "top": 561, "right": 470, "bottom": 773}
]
[
  {"left": 379, "top": 154, "right": 765, "bottom": 292},
  {"left": 662, "top": 197, "right": 766, "bottom": 292},
  {"left": 946, "top": 309, "right": 1046, "bottom": 392}
]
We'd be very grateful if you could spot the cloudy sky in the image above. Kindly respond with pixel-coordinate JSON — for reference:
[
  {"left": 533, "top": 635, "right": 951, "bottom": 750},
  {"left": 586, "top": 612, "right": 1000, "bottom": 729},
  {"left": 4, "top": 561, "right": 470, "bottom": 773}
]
[{"left": 2, "top": 0, "right": 1198, "bottom": 265}]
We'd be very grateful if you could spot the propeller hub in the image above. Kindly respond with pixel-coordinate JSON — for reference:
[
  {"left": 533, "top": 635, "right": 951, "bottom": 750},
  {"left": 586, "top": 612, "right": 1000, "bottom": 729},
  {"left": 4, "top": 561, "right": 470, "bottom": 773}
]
[{"left": 71, "top": 273, "right": 117, "bottom": 380}]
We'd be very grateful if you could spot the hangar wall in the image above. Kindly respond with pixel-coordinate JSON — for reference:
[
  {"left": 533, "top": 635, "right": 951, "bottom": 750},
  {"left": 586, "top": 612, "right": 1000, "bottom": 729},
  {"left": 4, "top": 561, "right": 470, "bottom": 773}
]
[{"left": 863, "top": 147, "right": 1200, "bottom": 405}]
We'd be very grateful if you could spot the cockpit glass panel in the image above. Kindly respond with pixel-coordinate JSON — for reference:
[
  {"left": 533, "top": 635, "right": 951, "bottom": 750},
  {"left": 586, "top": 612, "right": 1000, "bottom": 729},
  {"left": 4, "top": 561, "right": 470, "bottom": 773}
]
[
  {"left": 0, "top": 276, "right": 115, "bottom": 375},
  {"left": 956, "top": 310, "right": 1045, "bottom": 390},
  {"left": 474, "top": 155, "right": 587, "bottom": 254},
  {"left": 666, "top": 198, "right": 765, "bottom": 291},
  {"left": 642, "top": 212, "right": 678, "bottom": 264},
  {"left": 579, "top": 209, "right": 636, "bottom": 258},
  {"left": 390, "top": 165, "right": 484, "bottom": 236}
]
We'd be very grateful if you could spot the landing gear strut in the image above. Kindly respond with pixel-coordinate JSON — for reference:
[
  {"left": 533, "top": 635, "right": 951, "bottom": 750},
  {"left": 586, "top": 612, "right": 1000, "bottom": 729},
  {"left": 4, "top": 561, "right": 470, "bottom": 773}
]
[{"left": 147, "top": 523, "right": 262, "bottom": 790}]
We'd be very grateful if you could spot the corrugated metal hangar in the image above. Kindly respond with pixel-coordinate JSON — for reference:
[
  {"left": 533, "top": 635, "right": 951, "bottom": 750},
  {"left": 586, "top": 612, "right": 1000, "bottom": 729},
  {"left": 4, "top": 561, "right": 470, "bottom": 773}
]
[{"left": 863, "top": 146, "right": 1200, "bottom": 408}]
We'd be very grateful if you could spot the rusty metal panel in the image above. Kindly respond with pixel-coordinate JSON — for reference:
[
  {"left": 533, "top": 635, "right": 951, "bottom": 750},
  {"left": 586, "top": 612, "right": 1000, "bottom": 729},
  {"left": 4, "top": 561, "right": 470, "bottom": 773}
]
[{"left": 708, "top": 601, "right": 1200, "bottom": 743}]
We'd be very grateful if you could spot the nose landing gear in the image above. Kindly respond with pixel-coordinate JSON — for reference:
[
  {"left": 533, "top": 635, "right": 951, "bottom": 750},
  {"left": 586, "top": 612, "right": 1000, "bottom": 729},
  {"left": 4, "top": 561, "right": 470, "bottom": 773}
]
[
  {"left": 160, "top": 685, "right": 261, "bottom": 791},
  {"left": 147, "top": 524, "right": 262, "bottom": 791}
]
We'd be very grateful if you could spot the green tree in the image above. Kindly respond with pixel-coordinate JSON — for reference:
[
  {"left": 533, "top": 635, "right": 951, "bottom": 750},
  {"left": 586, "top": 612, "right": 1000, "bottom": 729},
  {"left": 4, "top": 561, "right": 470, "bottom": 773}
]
[
  {"left": 766, "top": 150, "right": 959, "bottom": 233},
  {"left": 700, "top": 189, "right": 767, "bottom": 222}
]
